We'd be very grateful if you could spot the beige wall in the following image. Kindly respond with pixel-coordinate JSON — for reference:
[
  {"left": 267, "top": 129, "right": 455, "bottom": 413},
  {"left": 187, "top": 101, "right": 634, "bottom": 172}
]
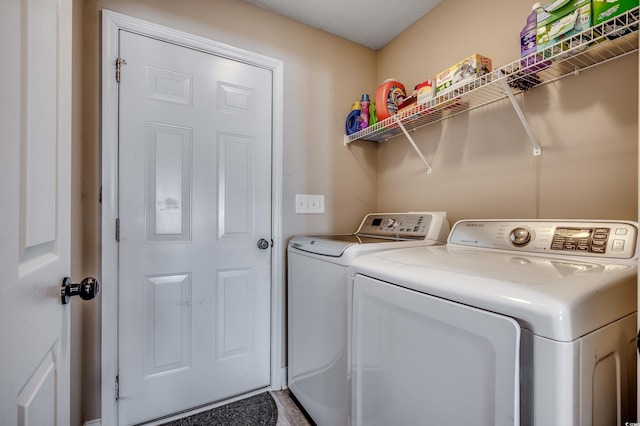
[
  {"left": 375, "top": 0, "right": 638, "bottom": 224},
  {"left": 73, "top": 0, "right": 638, "bottom": 423}
]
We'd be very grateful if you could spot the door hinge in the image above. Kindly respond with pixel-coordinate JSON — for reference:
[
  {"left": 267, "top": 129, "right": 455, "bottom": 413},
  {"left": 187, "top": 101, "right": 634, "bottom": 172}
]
[
  {"left": 115, "top": 218, "right": 120, "bottom": 241},
  {"left": 114, "top": 375, "right": 119, "bottom": 400},
  {"left": 116, "top": 57, "right": 127, "bottom": 82}
]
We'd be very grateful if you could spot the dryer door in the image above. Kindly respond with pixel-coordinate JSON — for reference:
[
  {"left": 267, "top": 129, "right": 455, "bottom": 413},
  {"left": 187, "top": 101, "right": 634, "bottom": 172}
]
[{"left": 352, "top": 274, "right": 521, "bottom": 426}]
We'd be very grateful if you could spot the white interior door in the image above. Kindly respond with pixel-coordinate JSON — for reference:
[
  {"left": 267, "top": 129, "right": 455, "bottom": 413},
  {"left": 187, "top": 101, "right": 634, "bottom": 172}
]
[
  {"left": 116, "top": 30, "right": 273, "bottom": 425},
  {"left": 0, "top": 0, "right": 73, "bottom": 424}
]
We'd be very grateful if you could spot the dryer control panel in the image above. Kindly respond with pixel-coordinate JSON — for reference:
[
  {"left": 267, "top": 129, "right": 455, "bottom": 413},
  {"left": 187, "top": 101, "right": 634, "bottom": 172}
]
[{"left": 448, "top": 220, "right": 639, "bottom": 259}]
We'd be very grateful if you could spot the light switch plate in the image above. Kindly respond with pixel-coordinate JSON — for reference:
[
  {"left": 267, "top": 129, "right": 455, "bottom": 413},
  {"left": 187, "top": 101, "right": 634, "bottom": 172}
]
[{"left": 296, "top": 194, "right": 325, "bottom": 214}]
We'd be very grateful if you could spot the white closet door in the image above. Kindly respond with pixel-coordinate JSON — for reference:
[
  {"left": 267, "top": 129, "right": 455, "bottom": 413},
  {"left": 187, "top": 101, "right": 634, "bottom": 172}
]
[
  {"left": 0, "top": 0, "right": 73, "bottom": 424},
  {"left": 116, "top": 29, "right": 273, "bottom": 425}
]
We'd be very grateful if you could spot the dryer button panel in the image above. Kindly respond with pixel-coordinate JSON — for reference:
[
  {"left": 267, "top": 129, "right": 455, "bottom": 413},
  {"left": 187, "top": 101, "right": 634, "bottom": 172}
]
[
  {"left": 448, "top": 220, "right": 638, "bottom": 259},
  {"left": 551, "top": 227, "right": 610, "bottom": 253}
]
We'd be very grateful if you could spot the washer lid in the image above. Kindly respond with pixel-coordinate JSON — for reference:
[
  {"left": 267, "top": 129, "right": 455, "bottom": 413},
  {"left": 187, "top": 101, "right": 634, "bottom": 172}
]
[
  {"left": 349, "top": 245, "right": 637, "bottom": 341},
  {"left": 289, "top": 234, "right": 360, "bottom": 257},
  {"left": 289, "top": 234, "right": 413, "bottom": 257},
  {"left": 288, "top": 212, "right": 450, "bottom": 257}
]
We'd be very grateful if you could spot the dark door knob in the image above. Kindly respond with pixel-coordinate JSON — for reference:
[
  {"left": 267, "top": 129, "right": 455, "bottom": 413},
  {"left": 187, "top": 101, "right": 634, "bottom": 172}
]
[
  {"left": 61, "top": 277, "right": 100, "bottom": 305},
  {"left": 257, "top": 239, "right": 271, "bottom": 250}
]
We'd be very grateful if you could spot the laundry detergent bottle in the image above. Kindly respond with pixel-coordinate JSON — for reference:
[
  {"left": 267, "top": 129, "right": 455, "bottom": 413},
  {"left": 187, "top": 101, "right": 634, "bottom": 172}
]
[
  {"left": 520, "top": 3, "right": 550, "bottom": 72},
  {"left": 520, "top": 3, "right": 540, "bottom": 58}
]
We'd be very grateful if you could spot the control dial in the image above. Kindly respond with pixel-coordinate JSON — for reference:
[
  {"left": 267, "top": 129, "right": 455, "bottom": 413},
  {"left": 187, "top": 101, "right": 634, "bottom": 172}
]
[
  {"left": 385, "top": 218, "right": 398, "bottom": 228},
  {"left": 509, "top": 227, "right": 532, "bottom": 247}
]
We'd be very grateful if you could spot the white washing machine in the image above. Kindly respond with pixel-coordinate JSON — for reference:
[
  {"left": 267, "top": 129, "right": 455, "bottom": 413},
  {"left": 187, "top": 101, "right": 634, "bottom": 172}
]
[
  {"left": 348, "top": 219, "right": 638, "bottom": 426},
  {"left": 287, "top": 212, "right": 450, "bottom": 426}
]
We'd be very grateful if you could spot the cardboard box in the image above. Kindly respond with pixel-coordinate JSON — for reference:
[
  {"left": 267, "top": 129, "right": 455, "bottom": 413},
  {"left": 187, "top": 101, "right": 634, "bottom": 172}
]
[
  {"left": 593, "top": 0, "right": 638, "bottom": 26},
  {"left": 415, "top": 79, "right": 434, "bottom": 104},
  {"left": 536, "top": 3, "right": 592, "bottom": 52},
  {"left": 397, "top": 94, "right": 417, "bottom": 112},
  {"left": 435, "top": 54, "right": 492, "bottom": 95},
  {"left": 537, "top": 0, "right": 591, "bottom": 27}
]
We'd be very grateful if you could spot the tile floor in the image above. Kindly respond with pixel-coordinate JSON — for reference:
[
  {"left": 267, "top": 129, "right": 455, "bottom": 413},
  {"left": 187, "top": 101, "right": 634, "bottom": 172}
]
[{"left": 271, "top": 390, "right": 314, "bottom": 426}]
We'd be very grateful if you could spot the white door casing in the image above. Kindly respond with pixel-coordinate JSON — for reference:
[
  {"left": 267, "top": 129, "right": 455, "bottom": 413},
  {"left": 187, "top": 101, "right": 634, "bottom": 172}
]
[
  {"left": 101, "top": 11, "right": 284, "bottom": 425},
  {"left": 0, "top": 0, "right": 73, "bottom": 424}
]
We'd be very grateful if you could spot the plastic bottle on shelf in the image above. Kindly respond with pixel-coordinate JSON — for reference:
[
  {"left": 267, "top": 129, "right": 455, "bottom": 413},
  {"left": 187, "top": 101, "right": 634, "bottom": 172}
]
[
  {"left": 520, "top": 3, "right": 551, "bottom": 73},
  {"left": 520, "top": 3, "right": 539, "bottom": 58},
  {"left": 359, "top": 94, "right": 370, "bottom": 130},
  {"left": 369, "top": 101, "right": 378, "bottom": 127},
  {"left": 375, "top": 79, "right": 406, "bottom": 121},
  {"left": 345, "top": 109, "right": 361, "bottom": 135}
]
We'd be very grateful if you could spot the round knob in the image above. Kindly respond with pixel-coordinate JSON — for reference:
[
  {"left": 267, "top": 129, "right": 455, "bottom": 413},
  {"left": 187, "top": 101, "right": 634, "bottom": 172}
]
[
  {"left": 257, "top": 238, "right": 270, "bottom": 250},
  {"left": 509, "top": 227, "right": 532, "bottom": 247},
  {"left": 385, "top": 218, "right": 397, "bottom": 228},
  {"left": 61, "top": 277, "right": 100, "bottom": 305}
]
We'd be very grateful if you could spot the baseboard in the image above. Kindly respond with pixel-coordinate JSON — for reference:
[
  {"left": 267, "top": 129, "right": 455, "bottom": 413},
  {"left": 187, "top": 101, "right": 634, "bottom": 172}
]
[{"left": 84, "top": 420, "right": 101, "bottom": 426}]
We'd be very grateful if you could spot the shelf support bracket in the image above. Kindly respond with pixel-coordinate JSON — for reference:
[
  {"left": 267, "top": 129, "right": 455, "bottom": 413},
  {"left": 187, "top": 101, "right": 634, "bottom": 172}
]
[
  {"left": 497, "top": 75, "right": 542, "bottom": 156},
  {"left": 393, "top": 115, "right": 432, "bottom": 174}
]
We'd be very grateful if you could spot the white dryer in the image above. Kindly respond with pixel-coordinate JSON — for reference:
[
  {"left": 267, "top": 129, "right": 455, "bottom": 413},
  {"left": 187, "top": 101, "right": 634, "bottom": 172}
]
[
  {"left": 287, "top": 212, "right": 450, "bottom": 426},
  {"left": 348, "top": 219, "right": 638, "bottom": 426}
]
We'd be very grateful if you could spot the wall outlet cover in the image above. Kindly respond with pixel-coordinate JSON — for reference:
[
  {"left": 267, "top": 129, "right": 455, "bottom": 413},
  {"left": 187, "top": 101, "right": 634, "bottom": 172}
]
[{"left": 295, "top": 194, "right": 325, "bottom": 214}]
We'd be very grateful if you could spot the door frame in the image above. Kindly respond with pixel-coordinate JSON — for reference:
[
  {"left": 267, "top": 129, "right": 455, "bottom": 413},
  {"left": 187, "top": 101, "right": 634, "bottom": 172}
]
[{"left": 100, "top": 10, "right": 284, "bottom": 425}]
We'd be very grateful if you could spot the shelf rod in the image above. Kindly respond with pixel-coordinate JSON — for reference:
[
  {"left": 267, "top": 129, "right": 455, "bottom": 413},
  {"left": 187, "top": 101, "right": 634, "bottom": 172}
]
[
  {"left": 497, "top": 73, "right": 542, "bottom": 156},
  {"left": 393, "top": 115, "right": 432, "bottom": 174}
]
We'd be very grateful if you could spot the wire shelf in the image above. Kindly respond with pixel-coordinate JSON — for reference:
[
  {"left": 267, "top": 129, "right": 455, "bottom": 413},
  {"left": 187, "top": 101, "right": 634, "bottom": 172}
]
[{"left": 345, "top": 7, "right": 639, "bottom": 145}]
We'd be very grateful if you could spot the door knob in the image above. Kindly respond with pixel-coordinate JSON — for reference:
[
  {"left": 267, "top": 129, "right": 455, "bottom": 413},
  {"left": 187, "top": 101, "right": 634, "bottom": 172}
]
[
  {"left": 257, "top": 238, "right": 271, "bottom": 250},
  {"left": 61, "top": 277, "right": 100, "bottom": 305}
]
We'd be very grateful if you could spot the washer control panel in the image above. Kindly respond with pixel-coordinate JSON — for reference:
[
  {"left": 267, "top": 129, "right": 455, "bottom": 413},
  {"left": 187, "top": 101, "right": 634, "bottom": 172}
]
[
  {"left": 449, "top": 220, "right": 638, "bottom": 259},
  {"left": 356, "top": 213, "right": 443, "bottom": 240}
]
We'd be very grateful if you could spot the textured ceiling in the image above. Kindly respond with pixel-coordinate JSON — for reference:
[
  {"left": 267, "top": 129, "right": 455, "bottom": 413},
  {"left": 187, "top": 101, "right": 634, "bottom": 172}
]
[{"left": 243, "top": 0, "right": 443, "bottom": 50}]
